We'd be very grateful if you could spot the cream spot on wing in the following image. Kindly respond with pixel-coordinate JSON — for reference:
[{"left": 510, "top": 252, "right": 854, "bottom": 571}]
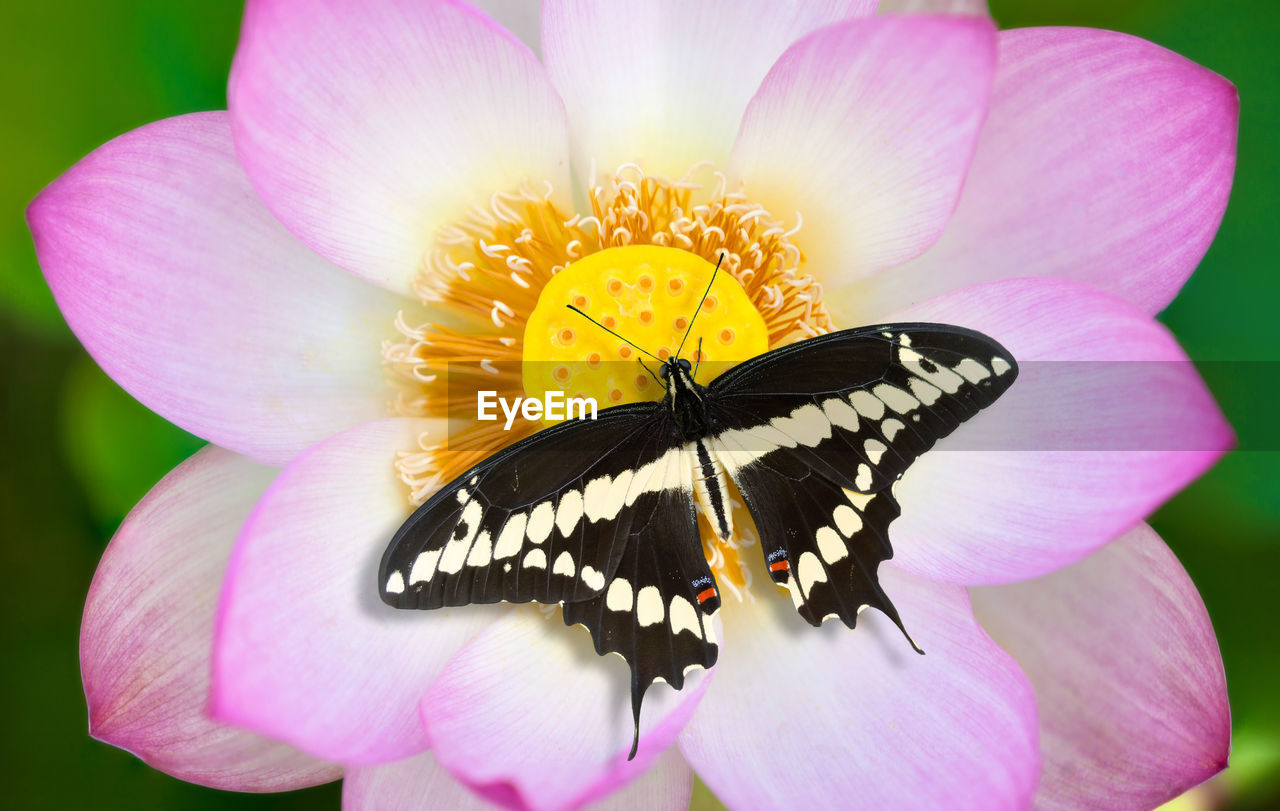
[
  {"left": 908, "top": 376, "right": 943, "bottom": 406},
  {"left": 711, "top": 430, "right": 776, "bottom": 474},
  {"left": 855, "top": 464, "right": 872, "bottom": 491},
  {"left": 384, "top": 571, "right": 405, "bottom": 595},
  {"left": 773, "top": 403, "right": 831, "bottom": 447},
  {"left": 833, "top": 504, "right": 862, "bottom": 536},
  {"left": 555, "top": 489, "right": 584, "bottom": 536},
  {"left": 606, "top": 578, "right": 633, "bottom": 611},
  {"left": 882, "top": 418, "right": 904, "bottom": 441},
  {"left": 522, "top": 548, "right": 547, "bottom": 569},
  {"left": 955, "top": 358, "right": 991, "bottom": 383},
  {"left": 816, "top": 527, "right": 848, "bottom": 564},
  {"left": 821, "top": 397, "right": 860, "bottom": 432},
  {"left": 582, "top": 475, "right": 612, "bottom": 521},
  {"left": 409, "top": 549, "right": 442, "bottom": 584},
  {"left": 669, "top": 595, "right": 702, "bottom": 638},
  {"left": 438, "top": 534, "right": 471, "bottom": 575},
  {"left": 873, "top": 383, "right": 918, "bottom": 413},
  {"left": 850, "top": 390, "right": 885, "bottom": 420},
  {"left": 992, "top": 356, "right": 1013, "bottom": 376},
  {"left": 604, "top": 468, "right": 633, "bottom": 513},
  {"left": 493, "top": 512, "right": 527, "bottom": 560},
  {"left": 552, "top": 550, "right": 576, "bottom": 577},
  {"left": 864, "top": 438, "right": 887, "bottom": 465},
  {"left": 465, "top": 530, "right": 493, "bottom": 567},
  {"left": 797, "top": 552, "right": 828, "bottom": 596},
  {"left": 908, "top": 375, "right": 942, "bottom": 405},
  {"left": 526, "top": 501, "right": 554, "bottom": 545},
  {"left": 637, "top": 586, "right": 665, "bottom": 626},
  {"left": 581, "top": 565, "right": 605, "bottom": 591}
]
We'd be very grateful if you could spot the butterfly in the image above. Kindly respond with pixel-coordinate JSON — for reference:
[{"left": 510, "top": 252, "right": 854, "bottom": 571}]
[{"left": 379, "top": 265, "right": 1017, "bottom": 759}]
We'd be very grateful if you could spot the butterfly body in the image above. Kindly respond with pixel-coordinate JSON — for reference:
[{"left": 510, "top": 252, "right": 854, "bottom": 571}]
[{"left": 380, "top": 322, "right": 1017, "bottom": 758}]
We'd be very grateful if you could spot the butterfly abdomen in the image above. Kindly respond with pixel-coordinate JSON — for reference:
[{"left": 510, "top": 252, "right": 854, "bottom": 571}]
[{"left": 691, "top": 439, "right": 733, "bottom": 541}]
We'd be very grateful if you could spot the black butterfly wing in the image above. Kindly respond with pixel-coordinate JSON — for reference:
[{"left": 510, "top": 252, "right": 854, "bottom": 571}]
[
  {"left": 707, "top": 323, "right": 1017, "bottom": 495},
  {"left": 380, "top": 404, "right": 681, "bottom": 609},
  {"left": 380, "top": 404, "right": 721, "bottom": 760},
  {"left": 724, "top": 445, "right": 911, "bottom": 635},
  {"left": 561, "top": 460, "right": 720, "bottom": 759},
  {"left": 705, "top": 323, "right": 1016, "bottom": 635}
]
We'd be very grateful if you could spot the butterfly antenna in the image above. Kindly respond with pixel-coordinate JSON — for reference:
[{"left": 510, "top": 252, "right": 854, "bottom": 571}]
[
  {"left": 675, "top": 253, "right": 724, "bottom": 360},
  {"left": 637, "top": 358, "right": 661, "bottom": 382},
  {"left": 566, "top": 305, "right": 663, "bottom": 363},
  {"left": 692, "top": 337, "right": 704, "bottom": 378}
]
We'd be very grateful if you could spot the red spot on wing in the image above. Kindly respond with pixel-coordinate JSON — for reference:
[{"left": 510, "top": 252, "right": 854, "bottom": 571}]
[
  {"left": 696, "top": 587, "right": 717, "bottom": 604},
  {"left": 768, "top": 560, "right": 789, "bottom": 573}
]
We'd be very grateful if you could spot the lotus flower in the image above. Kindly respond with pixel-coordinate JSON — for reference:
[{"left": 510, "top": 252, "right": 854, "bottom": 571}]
[{"left": 30, "top": 0, "right": 1237, "bottom": 808}]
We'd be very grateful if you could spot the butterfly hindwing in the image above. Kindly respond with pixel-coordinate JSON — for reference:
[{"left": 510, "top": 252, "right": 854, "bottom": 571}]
[
  {"left": 562, "top": 463, "right": 720, "bottom": 757},
  {"left": 380, "top": 405, "right": 681, "bottom": 610},
  {"left": 707, "top": 323, "right": 1017, "bottom": 496},
  {"left": 722, "top": 441, "right": 909, "bottom": 633}
]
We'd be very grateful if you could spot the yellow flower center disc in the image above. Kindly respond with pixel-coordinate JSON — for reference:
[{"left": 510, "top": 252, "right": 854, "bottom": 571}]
[{"left": 522, "top": 246, "right": 769, "bottom": 423}]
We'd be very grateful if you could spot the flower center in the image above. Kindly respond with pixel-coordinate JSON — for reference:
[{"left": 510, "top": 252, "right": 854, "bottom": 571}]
[
  {"left": 385, "top": 164, "right": 836, "bottom": 599},
  {"left": 521, "top": 245, "right": 768, "bottom": 418}
]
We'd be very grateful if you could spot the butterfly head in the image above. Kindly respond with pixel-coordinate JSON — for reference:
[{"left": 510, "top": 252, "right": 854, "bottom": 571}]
[{"left": 657, "top": 357, "right": 692, "bottom": 382}]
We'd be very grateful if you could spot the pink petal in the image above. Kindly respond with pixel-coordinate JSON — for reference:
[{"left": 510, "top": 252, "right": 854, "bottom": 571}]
[
  {"left": 344, "top": 746, "right": 694, "bottom": 810},
  {"left": 972, "top": 524, "right": 1230, "bottom": 809},
  {"left": 862, "top": 27, "right": 1239, "bottom": 316},
  {"left": 884, "top": 277, "right": 1232, "bottom": 584},
  {"left": 729, "top": 14, "right": 996, "bottom": 301},
  {"left": 229, "top": 0, "right": 571, "bottom": 295},
  {"left": 879, "top": 0, "right": 988, "bottom": 11},
  {"left": 680, "top": 565, "right": 1039, "bottom": 810},
  {"left": 542, "top": 0, "right": 876, "bottom": 181},
  {"left": 213, "top": 419, "right": 508, "bottom": 764},
  {"left": 421, "top": 611, "right": 714, "bottom": 811},
  {"left": 81, "top": 446, "right": 340, "bottom": 791},
  {"left": 27, "top": 112, "right": 403, "bottom": 467}
]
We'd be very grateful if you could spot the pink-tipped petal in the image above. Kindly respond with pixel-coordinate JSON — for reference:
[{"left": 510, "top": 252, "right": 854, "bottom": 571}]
[
  {"left": 27, "top": 113, "right": 405, "bottom": 467},
  {"left": 230, "top": 0, "right": 571, "bottom": 294},
  {"left": 879, "top": 0, "right": 988, "bottom": 12},
  {"left": 863, "top": 27, "right": 1239, "bottom": 315},
  {"left": 884, "top": 277, "right": 1232, "bottom": 585},
  {"left": 680, "top": 566, "right": 1039, "bottom": 810},
  {"left": 972, "top": 524, "right": 1230, "bottom": 809},
  {"left": 81, "top": 446, "right": 340, "bottom": 791},
  {"left": 344, "top": 746, "right": 694, "bottom": 810},
  {"left": 730, "top": 15, "right": 996, "bottom": 298},
  {"left": 213, "top": 419, "right": 508, "bottom": 764},
  {"left": 543, "top": 0, "right": 876, "bottom": 181},
  {"left": 421, "top": 611, "right": 714, "bottom": 811}
]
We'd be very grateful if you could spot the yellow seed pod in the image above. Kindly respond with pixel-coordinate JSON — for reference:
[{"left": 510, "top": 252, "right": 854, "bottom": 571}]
[{"left": 522, "top": 246, "right": 769, "bottom": 423}]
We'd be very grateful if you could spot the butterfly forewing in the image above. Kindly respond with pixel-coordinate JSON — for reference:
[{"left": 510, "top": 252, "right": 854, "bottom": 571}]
[
  {"left": 380, "top": 405, "right": 679, "bottom": 610},
  {"left": 706, "top": 324, "right": 1017, "bottom": 495}
]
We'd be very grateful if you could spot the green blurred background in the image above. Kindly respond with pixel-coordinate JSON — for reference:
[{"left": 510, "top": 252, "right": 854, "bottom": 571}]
[{"left": 1, "top": 1, "right": 1276, "bottom": 808}]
